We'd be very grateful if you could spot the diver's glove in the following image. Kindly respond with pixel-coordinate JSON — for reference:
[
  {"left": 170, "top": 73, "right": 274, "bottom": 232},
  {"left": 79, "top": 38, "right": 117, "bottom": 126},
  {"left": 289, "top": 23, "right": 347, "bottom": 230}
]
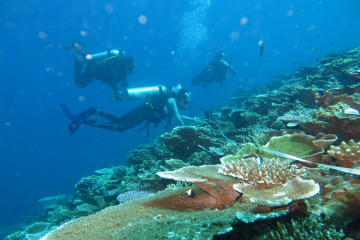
[{"left": 115, "top": 90, "right": 124, "bottom": 100}]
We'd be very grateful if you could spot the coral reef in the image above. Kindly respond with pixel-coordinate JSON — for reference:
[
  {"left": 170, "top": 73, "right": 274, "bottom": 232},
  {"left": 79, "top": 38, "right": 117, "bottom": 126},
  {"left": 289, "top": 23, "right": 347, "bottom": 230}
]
[{"left": 7, "top": 47, "right": 360, "bottom": 240}]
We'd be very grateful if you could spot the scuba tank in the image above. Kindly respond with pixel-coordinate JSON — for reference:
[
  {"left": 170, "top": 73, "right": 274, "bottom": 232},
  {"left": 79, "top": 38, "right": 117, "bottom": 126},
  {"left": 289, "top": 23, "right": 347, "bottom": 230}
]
[
  {"left": 127, "top": 85, "right": 168, "bottom": 101},
  {"left": 85, "top": 49, "right": 120, "bottom": 64}
]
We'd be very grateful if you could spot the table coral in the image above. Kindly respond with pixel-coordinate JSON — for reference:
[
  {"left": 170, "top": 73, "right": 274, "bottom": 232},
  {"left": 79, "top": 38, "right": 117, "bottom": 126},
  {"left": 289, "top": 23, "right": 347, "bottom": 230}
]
[
  {"left": 233, "top": 176, "right": 320, "bottom": 207},
  {"left": 263, "top": 133, "right": 325, "bottom": 158},
  {"left": 40, "top": 190, "right": 261, "bottom": 240}
]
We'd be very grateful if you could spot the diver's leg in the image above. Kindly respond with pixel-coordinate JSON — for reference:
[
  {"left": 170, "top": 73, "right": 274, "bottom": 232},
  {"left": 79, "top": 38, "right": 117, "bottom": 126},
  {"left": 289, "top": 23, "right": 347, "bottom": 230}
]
[
  {"left": 86, "top": 121, "right": 129, "bottom": 132},
  {"left": 88, "top": 105, "right": 148, "bottom": 133},
  {"left": 112, "top": 105, "right": 148, "bottom": 129},
  {"left": 94, "top": 110, "right": 119, "bottom": 123}
]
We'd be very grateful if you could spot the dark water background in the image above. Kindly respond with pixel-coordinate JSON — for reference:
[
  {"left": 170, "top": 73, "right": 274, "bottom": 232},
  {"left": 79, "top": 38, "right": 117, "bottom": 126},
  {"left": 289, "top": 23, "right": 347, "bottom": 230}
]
[{"left": 0, "top": 0, "right": 358, "bottom": 232}]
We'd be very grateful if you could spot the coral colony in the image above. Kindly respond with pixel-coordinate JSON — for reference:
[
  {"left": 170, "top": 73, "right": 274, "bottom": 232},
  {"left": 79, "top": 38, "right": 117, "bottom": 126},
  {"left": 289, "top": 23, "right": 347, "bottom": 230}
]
[{"left": 7, "top": 48, "right": 360, "bottom": 240}]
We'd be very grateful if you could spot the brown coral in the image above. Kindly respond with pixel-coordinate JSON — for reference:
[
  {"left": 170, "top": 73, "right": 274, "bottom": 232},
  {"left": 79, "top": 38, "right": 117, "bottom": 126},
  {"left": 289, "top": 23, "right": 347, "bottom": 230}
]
[
  {"left": 327, "top": 140, "right": 360, "bottom": 166},
  {"left": 313, "top": 133, "right": 338, "bottom": 149},
  {"left": 156, "top": 165, "right": 240, "bottom": 210},
  {"left": 218, "top": 157, "right": 305, "bottom": 185}
]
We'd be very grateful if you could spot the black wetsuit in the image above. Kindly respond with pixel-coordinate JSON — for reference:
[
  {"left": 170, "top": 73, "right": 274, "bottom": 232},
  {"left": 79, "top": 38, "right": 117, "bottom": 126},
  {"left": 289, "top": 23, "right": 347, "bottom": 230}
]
[
  {"left": 74, "top": 51, "right": 135, "bottom": 95},
  {"left": 191, "top": 58, "right": 237, "bottom": 88},
  {"left": 86, "top": 89, "right": 171, "bottom": 134}
]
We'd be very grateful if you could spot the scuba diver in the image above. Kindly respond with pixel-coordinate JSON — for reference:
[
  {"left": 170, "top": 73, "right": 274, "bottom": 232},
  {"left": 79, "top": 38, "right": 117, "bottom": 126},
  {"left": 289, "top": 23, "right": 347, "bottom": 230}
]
[
  {"left": 66, "top": 40, "right": 136, "bottom": 100},
  {"left": 61, "top": 84, "right": 198, "bottom": 136},
  {"left": 191, "top": 52, "right": 237, "bottom": 88}
]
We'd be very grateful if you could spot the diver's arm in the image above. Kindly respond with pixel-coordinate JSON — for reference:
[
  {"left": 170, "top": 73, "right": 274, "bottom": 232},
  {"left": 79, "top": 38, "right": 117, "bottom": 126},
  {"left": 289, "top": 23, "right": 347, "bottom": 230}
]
[
  {"left": 168, "top": 98, "right": 185, "bottom": 126},
  {"left": 220, "top": 60, "right": 238, "bottom": 73},
  {"left": 107, "top": 82, "right": 124, "bottom": 100},
  {"left": 180, "top": 114, "right": 201, "bottom": 124},
  {"left": 168, "top": 98, "right": 200, "bottom": 125},
  {"left": 228, "top": 65, "right": 238, "bottom": 74}
]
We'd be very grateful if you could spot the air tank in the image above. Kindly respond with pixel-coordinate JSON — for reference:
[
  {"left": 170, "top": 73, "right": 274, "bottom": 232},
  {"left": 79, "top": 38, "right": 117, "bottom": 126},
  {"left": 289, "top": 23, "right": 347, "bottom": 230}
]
[
  {"left": 85, "top": 49, "right": 120, "bottom": 63},
  {"left": 126, "top": 85, "right": 167, "bottom": 101}
]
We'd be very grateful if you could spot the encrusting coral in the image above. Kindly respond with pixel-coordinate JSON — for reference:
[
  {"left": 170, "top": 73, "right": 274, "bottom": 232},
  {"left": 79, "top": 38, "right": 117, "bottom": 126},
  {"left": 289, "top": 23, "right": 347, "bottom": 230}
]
[{"left": 218, "top": 157, "right": 305, "bottom": 185}]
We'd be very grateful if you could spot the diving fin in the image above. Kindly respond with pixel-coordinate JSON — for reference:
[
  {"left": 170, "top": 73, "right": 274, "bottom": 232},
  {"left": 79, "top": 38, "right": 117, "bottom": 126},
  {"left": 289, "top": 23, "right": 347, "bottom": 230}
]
[{"left": 60, "top": 104, "right": 96, "bottom": 134}]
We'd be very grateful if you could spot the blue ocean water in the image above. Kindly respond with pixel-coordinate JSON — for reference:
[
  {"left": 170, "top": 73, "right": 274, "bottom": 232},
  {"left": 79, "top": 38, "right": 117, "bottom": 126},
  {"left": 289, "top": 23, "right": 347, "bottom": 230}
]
[{"left": 0, "top": 0, "right": 358, "bottom": 234}]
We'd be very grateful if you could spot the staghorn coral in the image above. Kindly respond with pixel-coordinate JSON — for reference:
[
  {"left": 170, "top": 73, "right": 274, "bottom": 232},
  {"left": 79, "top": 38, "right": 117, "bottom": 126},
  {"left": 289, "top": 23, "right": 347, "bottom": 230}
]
[
  {"left": 233, "top": 176, "right": 320, "bottom": 207},
  {"left": 327, "top": 139, "right": 360, "bottom": 165},
  {"left": 218, "top": 157, "right": 305, "bottom": 185},
  {"left": 258, "top": 216, "right": 345, "bottom": 240}
]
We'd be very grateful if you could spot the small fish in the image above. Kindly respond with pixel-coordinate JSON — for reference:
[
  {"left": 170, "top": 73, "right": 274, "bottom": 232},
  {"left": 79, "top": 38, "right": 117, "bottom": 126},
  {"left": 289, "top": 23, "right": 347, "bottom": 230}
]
[
  {"left": 219, "top": 131, "right": 237, "bottom": 145},
  {"left": 185, "top": 188, "right": 195, "bottom": 198},
  {"left": 259, "top": 43, "right": 265, "bottom": 56},
  {"left": 256, "top": 156, "right": 263, "bottom": 166}
]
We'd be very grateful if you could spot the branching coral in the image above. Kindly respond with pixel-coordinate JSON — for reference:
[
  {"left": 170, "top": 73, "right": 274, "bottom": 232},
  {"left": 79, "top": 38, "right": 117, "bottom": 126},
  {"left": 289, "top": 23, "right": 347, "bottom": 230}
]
[
  {"left": 218, "top": 157, "right": 305, "bottom": 185},
  {"left": 327, "top": 139, "right": 360, "bottom": 164},
  {"left": 258, "top": 216, "right": 345, "bottom": 240},
  {"left": 218, "top": 157, "right": 319, "bottom": 208}
]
